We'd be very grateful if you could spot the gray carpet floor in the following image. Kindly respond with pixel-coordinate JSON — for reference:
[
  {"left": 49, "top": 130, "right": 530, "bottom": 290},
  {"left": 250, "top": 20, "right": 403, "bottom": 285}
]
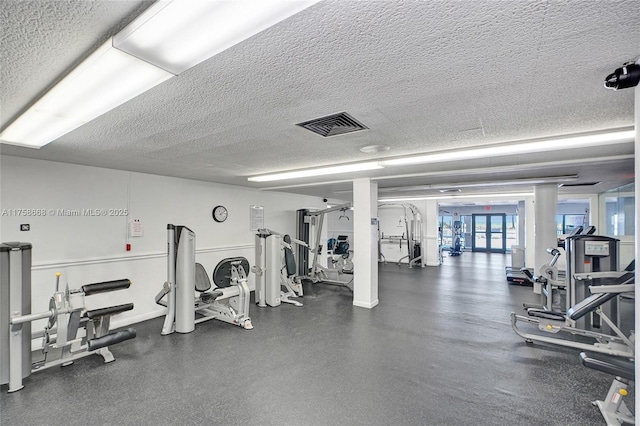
[{"left": 0, "top": 252, "right": 634, "bottom": 425}]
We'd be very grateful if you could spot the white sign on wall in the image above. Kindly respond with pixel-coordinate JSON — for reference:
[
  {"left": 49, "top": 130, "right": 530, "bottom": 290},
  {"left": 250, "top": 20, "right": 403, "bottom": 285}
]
[
  {"left": 129, "top": 218, "right": 143, "bottom": 237},
  {"left": 250, "top": 205, "right": 264, "bottom": 231}
]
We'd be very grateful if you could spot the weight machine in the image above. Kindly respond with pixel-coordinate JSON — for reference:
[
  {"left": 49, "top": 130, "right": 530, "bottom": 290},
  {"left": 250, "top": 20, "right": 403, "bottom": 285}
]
[
  {"left": 1, "top": 242, "right": 136, "bottom": 393},
  {"left": 511, "top": 282, "right": 635, "bottom": 358},
  {"left": 253, "top": 229, "right": 307, "bottom": 307},
  {"left": 378, "top": 203, "right": 425, "bottom": 267},
  {"left": 296, "top": 203, "right": 354, "bottom": 290},
  {"left": 155, "top": 224, "right": 252, "bottom": 334},
  {"left": 580, "top": 351, "right": 635, "bottom": 426}
]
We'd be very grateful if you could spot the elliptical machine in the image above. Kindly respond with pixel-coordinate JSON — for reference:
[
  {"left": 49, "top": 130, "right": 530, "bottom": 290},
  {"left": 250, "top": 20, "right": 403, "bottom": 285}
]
[{"left": 449, "top": 221, "right": 463, "bottom": 256}]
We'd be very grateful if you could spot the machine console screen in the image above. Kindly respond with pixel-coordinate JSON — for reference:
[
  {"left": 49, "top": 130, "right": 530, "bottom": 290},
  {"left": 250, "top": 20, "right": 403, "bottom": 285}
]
[{"left": 584, "top": 241, "right": 609, "bottom": 256}]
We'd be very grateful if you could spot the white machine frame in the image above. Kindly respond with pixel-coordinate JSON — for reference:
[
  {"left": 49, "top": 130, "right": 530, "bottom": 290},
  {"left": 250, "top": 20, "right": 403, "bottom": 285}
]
[
  {"left": 378, "top": 202, "right": 425, "bottom": 268},
  {"left": 304, "top": 203, "right": 355, "bottom": 290},
  {"left": 254, "top": 228, "right": 307, "bottom": 307},
  {"left": 155, "top": 224, "right": 252, "bottom": 334}
]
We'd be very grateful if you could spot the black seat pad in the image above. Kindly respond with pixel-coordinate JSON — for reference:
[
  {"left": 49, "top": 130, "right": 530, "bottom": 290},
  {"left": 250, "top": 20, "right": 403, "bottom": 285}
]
[
  {"left": 567, "top": 291, "right": 618, "bottom": 320},
  {"left": 527, "top": 309, "right": 565, "bottom": 321},
  {"left": 580, "top": 352, "right": 635, "bottom": 381}
]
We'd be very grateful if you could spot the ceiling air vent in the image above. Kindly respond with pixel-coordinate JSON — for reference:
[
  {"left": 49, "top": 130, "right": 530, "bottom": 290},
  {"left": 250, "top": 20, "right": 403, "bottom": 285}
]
[{"left": 296, "top": 112, "right": 368, "bottom": 137}]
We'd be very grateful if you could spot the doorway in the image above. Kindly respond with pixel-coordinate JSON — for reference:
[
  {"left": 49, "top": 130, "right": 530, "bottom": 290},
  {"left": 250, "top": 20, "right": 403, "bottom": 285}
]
[{"left": 472, "top": 214, "right": 506, "bottom": 253}]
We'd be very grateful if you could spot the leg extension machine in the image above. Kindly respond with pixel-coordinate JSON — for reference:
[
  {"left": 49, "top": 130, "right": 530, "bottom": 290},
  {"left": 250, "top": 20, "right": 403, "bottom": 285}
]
[{"left": 1, "top": 242, "right": 136, "bottom": 393}]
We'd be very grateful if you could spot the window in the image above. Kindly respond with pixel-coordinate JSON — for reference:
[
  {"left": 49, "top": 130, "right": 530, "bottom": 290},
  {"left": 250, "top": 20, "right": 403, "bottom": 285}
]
[
  {"left": 599, "top": 183, "right": 634, "bottom": 237},
  {"left": 556, "top": 214, "right": 586, "bottom": 235}
]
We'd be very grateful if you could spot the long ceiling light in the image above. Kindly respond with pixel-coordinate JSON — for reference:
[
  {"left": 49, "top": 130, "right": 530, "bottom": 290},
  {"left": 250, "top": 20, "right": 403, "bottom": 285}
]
[
  {"left": 248, "top": 130, "right": 633, "bottom": 183},
  {"left": 248, "top": 162, "right": 383, "bottom": 182},
  {"left": 366, "top": 175, "right": 580, "bottom": 194},
  {"left": 1, "top": 0, "right": 320, "bottom": 149},
  {"left": 380, "top": 130, "right": 635, "bottom": 167},
  {"left": 0, "top": 40, "right": 173, "bottom": 148},
  {"left": 379, "top": 192, "right": 535, "bottom": 202},
  {"left": 114, "top": 0, "right": 321, "bottom": 75}
]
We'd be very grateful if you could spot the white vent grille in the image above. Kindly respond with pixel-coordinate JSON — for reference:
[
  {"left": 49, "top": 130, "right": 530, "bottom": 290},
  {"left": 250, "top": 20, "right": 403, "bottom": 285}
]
[{"left": 296, "top": 112, "right": 368, "bottom": 137}]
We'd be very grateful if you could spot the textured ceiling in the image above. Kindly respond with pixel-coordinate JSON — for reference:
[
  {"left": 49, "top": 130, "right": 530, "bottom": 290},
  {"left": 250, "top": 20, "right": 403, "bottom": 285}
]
[{"left": 1, "top": 0, "right": 638, "bottom": 201}]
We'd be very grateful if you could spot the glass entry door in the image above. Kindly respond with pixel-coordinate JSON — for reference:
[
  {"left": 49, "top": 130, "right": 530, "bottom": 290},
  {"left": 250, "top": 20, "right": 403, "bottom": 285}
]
[{"left": 472, "top": 214, "right": 506, "bottom": 253}]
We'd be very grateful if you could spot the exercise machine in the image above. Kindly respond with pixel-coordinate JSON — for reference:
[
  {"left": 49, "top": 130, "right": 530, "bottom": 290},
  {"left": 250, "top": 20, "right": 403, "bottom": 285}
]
[
  {"left": 579, "top": 352, "right": 635, "bottom": 425},
  {"left": 327, "top": 235, "right": 353, "bottom": 273},
  {"left": 449, "top": 220, "right": 463, "bottom": 256},
  {"left": 521, "top": 248, "right": 565, "bottom": 312},
  {"left": 506, "top": 225, "right": 586, "bottom": 286},
  {"left": 505, "top": 245, "right": 533, "bottom": 286},
  {"left": 155, "top": 224, "right": 252, "bottom": 334},
  {"left": 510, "top": 282, "right": 635, "bottom": 358},
  {"left": 566, "top": 234, "right": 621, "bottom": 331},
  {"left": 254, "top": 229, "right": 307, "bottom": 307},
  {"left": 296, "top": 203, "right": 354, "bottom": 290},
  {"left": 1, "top": 242, "right": 136, "bottom": 393},
  {"left": 378, "top": 203, "right": 425, "bottom": 267}
]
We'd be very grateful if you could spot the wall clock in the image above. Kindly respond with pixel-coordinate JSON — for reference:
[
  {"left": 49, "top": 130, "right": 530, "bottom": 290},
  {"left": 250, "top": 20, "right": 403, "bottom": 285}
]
[{"left": 212, "top": 205, "right": 228, "bottom": 223}]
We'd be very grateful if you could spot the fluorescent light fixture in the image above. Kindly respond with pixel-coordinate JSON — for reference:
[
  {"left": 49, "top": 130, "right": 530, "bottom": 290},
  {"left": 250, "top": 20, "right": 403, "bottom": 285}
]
[
  {"left": 248, "top": 162, "right": 383, "bottom": 182},
  {"left": 374, "top": 175, "right": 579, "bottom": 193},
  {"left": 114, "top": 0, "right": 321, "bottom": 75},
  {"left": 380, "top": 130, "right": 635, "bottom": 167},
  {"left": 379, "top": 192, "right": 534, "bottom": 202},
  {"left": 0, "top": 39, "right": 173, "bottom": 148},
  {"left": 1, "top": 1, "right": 319, "bottom": 148}
]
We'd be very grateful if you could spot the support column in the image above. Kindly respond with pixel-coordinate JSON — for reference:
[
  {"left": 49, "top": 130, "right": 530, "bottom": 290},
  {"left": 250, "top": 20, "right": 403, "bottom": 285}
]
[
  {"left": 423, "top": 200, "right": 440, "bottom": 266},
  {"left": 533, "top": 185, "right": 558, "bottom": 294},
  {"left": 353, "top": 178, "right": 379, "bottom": 309},
  {"left": 634, "top": 77, "right": 639, "bottom": 412},
  {"left": 524, "top": 196, "right": 535, "bottom": 272},
  {"left": 517, "top": 200, "right": 526, "bottom": 246}
]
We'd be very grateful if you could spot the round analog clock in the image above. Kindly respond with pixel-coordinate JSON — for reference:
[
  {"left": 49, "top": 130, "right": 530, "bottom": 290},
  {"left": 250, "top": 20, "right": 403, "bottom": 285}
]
[{"left": 212, "top": 205, "right": 228, "bottom": 223}]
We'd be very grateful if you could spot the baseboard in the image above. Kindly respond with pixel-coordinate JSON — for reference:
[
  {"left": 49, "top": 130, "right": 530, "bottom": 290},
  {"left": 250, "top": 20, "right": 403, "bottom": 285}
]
[
  {"left": 111, "top": 308, "right": 166, "bottom": 329},
  {"left": 353, "top": 299, "right": 379, "bottom": 309}
]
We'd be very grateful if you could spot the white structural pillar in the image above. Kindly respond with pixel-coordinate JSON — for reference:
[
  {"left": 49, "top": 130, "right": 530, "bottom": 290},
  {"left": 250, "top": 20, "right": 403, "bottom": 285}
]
[
  {"left": 524, "top": 196, "right": 536, "bottom": 273},
  {"left": 423, "top": 199, "right": 440, "bottom": 266},
  {"left": 353, "top": 178, "right": 379, "bottom": 308},
  {"left": 517, "top": 200, "right": 526, "bottom": 246},
  {"left": 533, "top": 185, "right": 557, "bottom": 295},
  {"left": 634, "top": 77, "right": 639, "bottom": 416}
]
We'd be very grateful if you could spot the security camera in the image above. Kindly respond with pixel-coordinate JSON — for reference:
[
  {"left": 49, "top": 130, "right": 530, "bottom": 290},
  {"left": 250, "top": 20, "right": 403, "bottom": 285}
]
[{"left": 604, "top": 62, "right": 640, "bottom": 90}]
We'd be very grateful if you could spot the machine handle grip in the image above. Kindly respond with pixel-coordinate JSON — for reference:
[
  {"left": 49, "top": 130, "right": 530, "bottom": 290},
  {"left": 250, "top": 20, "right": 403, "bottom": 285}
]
[
  {"left": 82, "top": 279, "right": 131, "bottom": 295},
  {"left": 87, "top": 328, "right": 136, "bottom": 351},
  {"left": 521, "top": 268, "right": 534, "bottom": 279}
]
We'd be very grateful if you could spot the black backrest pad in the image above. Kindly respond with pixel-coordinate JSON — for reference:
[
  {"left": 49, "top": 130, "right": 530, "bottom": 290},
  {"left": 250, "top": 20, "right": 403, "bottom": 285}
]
[
  {"left": 195, "top": 263, "right": 212, "bottom": 292},
  {"left": 284, "top": 247, "right": 296, "bottom": 277},
  {"left": 567, "top": 291, "right": 618, "bottom": 320}
]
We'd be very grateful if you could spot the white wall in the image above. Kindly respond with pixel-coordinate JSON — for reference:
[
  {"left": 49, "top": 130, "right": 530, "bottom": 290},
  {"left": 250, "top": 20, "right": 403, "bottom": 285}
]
[{"left": 0, "top": 156, "right": 324, "bottom": 328}]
